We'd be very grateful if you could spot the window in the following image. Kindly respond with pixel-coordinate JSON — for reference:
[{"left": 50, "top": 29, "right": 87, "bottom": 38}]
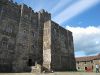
[
  {"left": 6, "top": 27, "right": 12, "bottom": 33},
  {"left": 77, "top": 61, "right": 79, "bottom": 64},
  {"left": 1, "top": 37, "right": 8, "bottom": 49},
  {"left": 2, "top": 41, "right": 7, "bottom": 46},
  {"left": 78, "top": 67, "right": 80, "bottom": 69},
  {"left": 7, "top": 25, "right": 13, "bottom": 33},
  {"left": 91, "top": 60, "right": 93, "bottom": 63},
  {"left": 32, "top": 31, "right": 35, "bottom": 37},
  {"left": 32, "top": 32, "right": 34, "bottom": 37},
  {"left": 23, "top": 30, "right": 26, "bottom": 33},
  {"left": 85, "top": 61, "right": 86, "bottom": 64}
]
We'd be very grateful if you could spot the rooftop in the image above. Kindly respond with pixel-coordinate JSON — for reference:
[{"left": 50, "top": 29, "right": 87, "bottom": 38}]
[{"left": 76, "top": 54, "right": 100, "bottom": 62}]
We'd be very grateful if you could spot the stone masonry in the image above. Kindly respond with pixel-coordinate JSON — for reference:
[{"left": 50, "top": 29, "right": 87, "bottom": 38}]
[{"left": 0, "top": 0, "right": 76, "bottom": 72}]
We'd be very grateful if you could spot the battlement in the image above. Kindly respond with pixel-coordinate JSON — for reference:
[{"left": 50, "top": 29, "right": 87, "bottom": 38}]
[
  {"left": 38, "top": 9, "right": 51, "bottom": 21},
  {"left": 39, "top": 9, "right": 51, "bottom": 15},
  {"left": 0, "top": 0, "right": 20, "bottom": 9},
  {"left": 21, "top": 4, "right": 34, "bottom": 13},
  {"left": 0, "top": 0, "right": 50, "bottom": 15}
]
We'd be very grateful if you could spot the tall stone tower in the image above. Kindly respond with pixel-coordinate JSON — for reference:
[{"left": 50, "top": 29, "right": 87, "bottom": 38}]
[
  {"left": 0, "top": 0, "right": 76, "bottom": 72},
  {"left": 43, "top": 20, "right": 76, "bottom": 71}
]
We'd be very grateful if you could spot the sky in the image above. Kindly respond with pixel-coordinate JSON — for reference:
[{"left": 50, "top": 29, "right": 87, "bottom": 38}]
[{"left": 14, "top": 0, "right": 100, "bottom": 57}]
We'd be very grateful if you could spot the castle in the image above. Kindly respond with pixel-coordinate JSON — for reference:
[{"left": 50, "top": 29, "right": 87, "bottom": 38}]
[{"left": 0, "top": 0, "right": 76, "bottom": 72}]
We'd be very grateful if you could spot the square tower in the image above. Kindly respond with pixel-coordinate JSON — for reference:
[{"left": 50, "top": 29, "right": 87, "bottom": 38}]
[{"left": 43, "top": 21, "right": 76, "bottom": 71}]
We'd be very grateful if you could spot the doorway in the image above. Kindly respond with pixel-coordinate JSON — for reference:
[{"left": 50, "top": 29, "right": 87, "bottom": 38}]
[{"left": 27, "top": 59, "right": 35, "bottom": 66}]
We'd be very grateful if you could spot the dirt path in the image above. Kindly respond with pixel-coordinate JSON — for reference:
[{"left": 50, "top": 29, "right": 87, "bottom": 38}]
[{"left": 0, "top": 72, "right": 100, "bottom": 75}]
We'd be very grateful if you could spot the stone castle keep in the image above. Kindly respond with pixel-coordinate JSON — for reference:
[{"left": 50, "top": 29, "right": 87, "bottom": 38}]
[{"left": 0, "top": 0, "right": 76, "bottom": 72}]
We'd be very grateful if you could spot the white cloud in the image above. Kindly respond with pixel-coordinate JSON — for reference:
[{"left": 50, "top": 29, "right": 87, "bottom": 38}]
[
  {"left": 53, "top": 0, "right": 100, "bottom": 24},
  {"left": 66, "top": 26, "right": 100, "bottom": 57}
]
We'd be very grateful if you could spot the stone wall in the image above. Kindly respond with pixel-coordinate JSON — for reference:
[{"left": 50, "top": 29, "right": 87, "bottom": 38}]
[
  {"left": 0, "top": 0, "right": 20, "bottom": 72},
  {"left": 0, "top": 0, "right": 76, "bottom": 72},
  {"left": 14, "top": 4, "right": 33, "bottom": 72},
  {"left": 51, "top": 21, "right": 76, "bottom": 71}
]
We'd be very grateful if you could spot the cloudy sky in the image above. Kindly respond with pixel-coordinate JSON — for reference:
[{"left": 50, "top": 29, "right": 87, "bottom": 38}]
[{"left": 14, "top": 0, "right": 100, "bottom": 57}]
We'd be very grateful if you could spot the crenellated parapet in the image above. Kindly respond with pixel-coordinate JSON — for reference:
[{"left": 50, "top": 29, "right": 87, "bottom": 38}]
[
  {"left": 38, "top": 9, "right": 51, "bottom": 21},
  {"left": 0, "top": 0, "right": 51, "bottom": 21}
]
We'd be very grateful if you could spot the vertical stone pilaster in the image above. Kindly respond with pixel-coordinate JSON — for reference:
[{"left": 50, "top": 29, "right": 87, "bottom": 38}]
[{"left": 43, "top": 20, "right": 51, "bottom": 71}]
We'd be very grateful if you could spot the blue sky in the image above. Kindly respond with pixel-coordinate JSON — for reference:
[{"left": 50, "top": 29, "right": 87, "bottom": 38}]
[{"left": 14, "top": 0, "right": 100, "bottom": 57}]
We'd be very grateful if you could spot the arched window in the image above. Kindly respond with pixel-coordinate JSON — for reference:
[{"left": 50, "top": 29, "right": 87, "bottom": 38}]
[
  {"left": 2, "top": 24, "right": 14, "bottom": 33},
  {"left": 6, "top": 26, "right": 12, "bottom": 33}
]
